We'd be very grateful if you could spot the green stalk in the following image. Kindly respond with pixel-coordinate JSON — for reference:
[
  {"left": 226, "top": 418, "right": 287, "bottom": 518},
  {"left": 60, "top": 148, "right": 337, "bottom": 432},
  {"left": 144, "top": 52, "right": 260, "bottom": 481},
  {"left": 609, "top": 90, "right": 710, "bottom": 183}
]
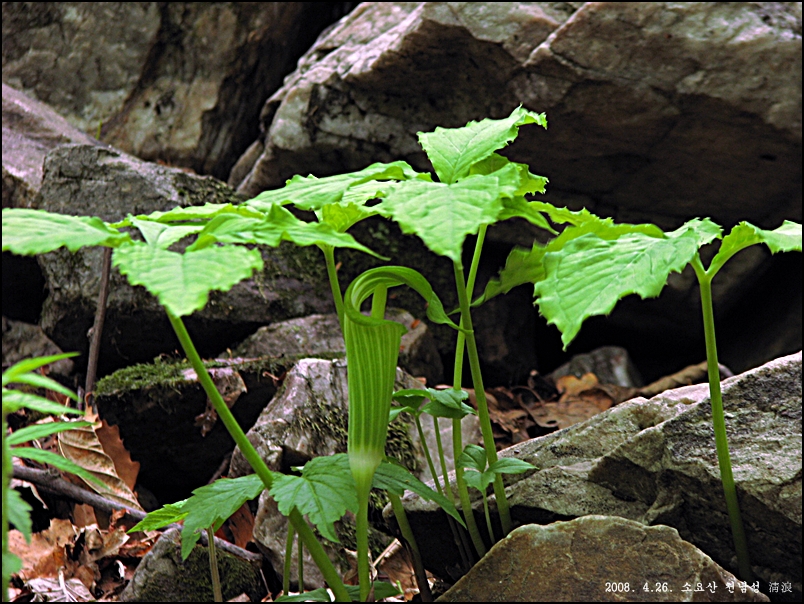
[
  {"left": 321, "top": 244, "right": 345, "bottom": 326},
  {"left": 691, "top": 255, "right": 752, "bottom": 581},
  {"left": 433, "top": 415, "right": 473, "bottom": 569},
  {"left": 452, "top": 413, "right": 486, "bottom": 558},
  {"left": 206, "top": 526, "right": 223, "bottom": 602},
  {"left": 2, "top": 413, "right": 12, "bottom": 603},
  {"left": 453, "top": 261, "right": 512, "bottom": 535},
  {"left": 388, "top": 492, "right": 433, "bottom": 602},
  {"left": 415, "top": 416, "right": 442, "bottom": 495},
  {"left": 166, "top": 310, "right": 351, "bottom": 602},
  {"left": 283, "top": 524, "right": 294, "bottom": 595},
  {"left": 480, "top": 490, "right": 495, "bottom": 544},
  {"left": 297, "top": 527, "right": 304, "bottom": 592}
]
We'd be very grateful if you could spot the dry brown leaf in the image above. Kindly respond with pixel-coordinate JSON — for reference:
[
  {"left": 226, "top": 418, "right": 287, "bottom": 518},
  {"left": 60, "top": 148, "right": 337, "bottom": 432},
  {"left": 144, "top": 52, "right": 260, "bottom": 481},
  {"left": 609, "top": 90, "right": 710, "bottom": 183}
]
[
  {"left": 95, "top": 417, "right": 140, "bottom": 491},
  {"left": 186, "top": 366, "right": 247, "bottom": 436},
  {"left": 375, "top": 539, "right": 420, "bottom": 601},
  {"left": 26, "top": 573, "right": 94, "bottom": 602},
  {"left": 9, "top": 518, "right": 76, "bottom": 581},
  {"left": 526, "top": 373, "right": 615, "bottom": 430},
  {"left": 56, "top": 417, "right": 144, "bottom": 511}
]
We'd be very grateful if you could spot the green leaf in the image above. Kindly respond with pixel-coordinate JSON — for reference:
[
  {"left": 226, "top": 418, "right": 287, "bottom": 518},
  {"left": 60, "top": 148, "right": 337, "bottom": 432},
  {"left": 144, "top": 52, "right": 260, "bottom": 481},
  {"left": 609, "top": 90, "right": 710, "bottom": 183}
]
[
  {"left": 270, "top": 454, "right": 358, "bottom": 544},
  {"left": 175, "top": 474, "right": 265, "bottom": 560},
  {"left": 476, "top": 242, "right": 547, "bottom": 306},
  {"left": 189, "top": 204, "right": 382, "bottom": 257},
  {"left": 534, "top": 218, "right": 723, "bottom": 348},
  {"left": 128, "top": 215, "right": 204, "bottom": 248},
  {"left": 12, "top": 447, "right": 105, "bottom": 488},
  {"left": 318, "top": 201, "right": 378, "bottom": 233},
  {"left": 421, "top": 388, "right": 475, "bottom": 420},
  {"left": 127, "top": 203, "right": 262, "bottom": 224},
  {"left": 1, "top": 353, "right": 80, "bottom": 387},
  {"left": 7, "top": 488, "right": 33, "bottom": 543},
  {"left": 418, "top": 106, "right": 547, "bottom": 184},
  {"left": 246, "top": 161, "right": 420, "bottom": 212},
  {"left": 708, "top": 220, "right": 802, "bottom": 277},
  {"left": 6, "top": 420, "right": 93, "bottom": 446},
  {"left": 2, "top": 209, "right": 131, "bottom": 254},
  {"left": 457, "top": 444, "right": 487, "bottom": 473},
  {"left": 487, "top": 457, "right": 537, "bottom": 475},
  {"left": 112, "top": 242, "right": 264, "bottom": 317},
  {"left": 128, "top": 500, "right": 189, "bottom": 533},
  {"left": 373, "top": 460, "right": 465, "bottom": 527},
  {"left": 376, "top": 175, "right": 512, "bottom": 263},
  {"left": 1, "top": 389, "right": 79, "bottom": 416}
]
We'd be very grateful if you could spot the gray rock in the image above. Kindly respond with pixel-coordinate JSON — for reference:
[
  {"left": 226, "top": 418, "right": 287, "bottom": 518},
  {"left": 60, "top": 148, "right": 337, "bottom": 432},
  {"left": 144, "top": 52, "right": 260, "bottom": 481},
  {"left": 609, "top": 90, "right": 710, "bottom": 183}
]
[
  {"left": 550, "top": 345, "right": 644, "bottom": 388},
  {"left": 230, "top": 1, "right": 802, "bottom": 375},
  {"left": 33, "top": 143, "right": 335, "bottom": 374},
  {"left": 1, "top": 316, "right": 73, "bottom": 376},
  {"left": 119, "top": 527, "right": 265, "bottom": 602},
  {"left": 228, "top": 358, "right": 477, "bottom": 589},
  {"left": 396, "top": 351, "right": 802, "bottom": 598},
  {"left": 232, "top": 308, "right": 444, "bottom": 385},
  {"left": 2, "top": 83, "right": 100, "bottom": 209},
  {"left": 2, "top": 3, "right": 354, "bottom": 180},
  {"left": 438, "top": 516, "right": 769, "bottom": 602}
]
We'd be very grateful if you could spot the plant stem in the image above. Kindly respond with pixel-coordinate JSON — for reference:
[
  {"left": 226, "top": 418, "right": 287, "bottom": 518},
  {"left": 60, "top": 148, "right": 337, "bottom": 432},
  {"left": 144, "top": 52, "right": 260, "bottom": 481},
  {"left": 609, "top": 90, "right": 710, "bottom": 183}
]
[
  {"left": 283, "top": 524, "right": 294, "bottom": 595},
  {"left": 322, "top": 244, "right": 345, "bottom": 325},
  {"left": 452, "top": 261, "right": 512, "bottom": 535},
  {"left": 480, "top": 491, "right": 495, "bottom": 544},
  {"left": 85, "top": 247, "right": 112, "bottom": 410},
  {"left": 297, "top": 527, "right": 304, "bottom": 592},
  {"left": 453, "top": 414, "right": 486, "bottom": 558},
  {"left": 415, "top": 416, "right": 442, "bottom": 494},
  {"left": 2, "top": 413, "right": 12, "bottom": 603},
  {"left": 206, "top": 526, "right": 223, "bottom": 602},
  {"left": 165, "top": 310, "right": 351, "bottom": 602},
  {"left": 691, "top": 255, "right": 752, "bottom": 581},
  {"left": 388, "top": 492, "right": 433, "bottom": 601}
]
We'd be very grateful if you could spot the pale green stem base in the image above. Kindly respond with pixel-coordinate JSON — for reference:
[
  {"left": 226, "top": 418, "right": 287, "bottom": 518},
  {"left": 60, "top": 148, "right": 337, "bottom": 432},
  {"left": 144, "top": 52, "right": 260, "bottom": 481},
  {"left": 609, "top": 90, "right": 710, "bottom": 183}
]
[
  {"left": 166, "top": 310, "right": 351, "bottom": 602},
  {"left": 283, "top": 524, "right": 295, "bottom": 595},
  {"left": 691, "top": 256, "right": 752, "bottom": 581}
]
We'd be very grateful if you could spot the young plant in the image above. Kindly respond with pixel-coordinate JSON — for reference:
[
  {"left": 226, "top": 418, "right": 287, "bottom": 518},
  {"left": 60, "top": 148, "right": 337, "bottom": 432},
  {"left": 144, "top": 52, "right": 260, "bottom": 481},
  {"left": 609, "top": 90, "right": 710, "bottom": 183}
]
[
  {"left": 2, "top": 353, "right": 104, "bottom": 602},
  {"left": 482, "top": 213, "right": 802, "bottom": 581},
  {"left": 457, "top": 444, "right": 535, "bottom": 543}
]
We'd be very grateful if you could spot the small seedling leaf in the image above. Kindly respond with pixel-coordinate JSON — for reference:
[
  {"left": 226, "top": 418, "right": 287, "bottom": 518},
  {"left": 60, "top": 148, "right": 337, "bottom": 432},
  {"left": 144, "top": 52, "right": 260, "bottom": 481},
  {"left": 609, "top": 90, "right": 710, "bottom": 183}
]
[
  {"left": 128, "top": 216, "right": 204, "bottom": 248},
  {"left": 270, "top": 454, "right": 358, "bottom": 544},
  {"left": 373, "top": 460, "right": 465, "bottom": 527},
  {"left": 128, "top": 500, "right": 189, "bottom": 533},
  {"left": 457, "top": 444, "right": 487, "bottom": 473},
  {"left": 2, "top": 209, "right": 131, "bottom": 254},
  {"left": 534, "top": 218, "right": 722, "bottom": 348},
  {"left": 112, "top": 242, "right": 263, "bottom": 317},
  {"left": 708, "top": 220, "right": 802, "bottom": 276},
  {"left": 418, "top": 106, "right": 546, "bottom": 184},
  {"left": 420, "top": 388, "right": 475, "bottom": 419},
  {"left": 170, "top": 474, "right": 265, "bottom": 560}
]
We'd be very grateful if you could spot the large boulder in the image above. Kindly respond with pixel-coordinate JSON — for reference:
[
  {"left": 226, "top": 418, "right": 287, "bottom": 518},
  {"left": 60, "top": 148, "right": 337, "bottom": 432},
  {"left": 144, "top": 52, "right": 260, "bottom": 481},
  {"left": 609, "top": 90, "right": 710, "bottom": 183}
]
[
  {"left": 1, "top": 2, "right": 356, "bottom": 180},
  {"left": 230, "top": 1, "right": 802, "bottom": 376},
  {"left": 438, "top": 516, "right": 768, "bottom": 602},
  {"left": 394, "top": 351, "right": 802, "bottom": 599}
]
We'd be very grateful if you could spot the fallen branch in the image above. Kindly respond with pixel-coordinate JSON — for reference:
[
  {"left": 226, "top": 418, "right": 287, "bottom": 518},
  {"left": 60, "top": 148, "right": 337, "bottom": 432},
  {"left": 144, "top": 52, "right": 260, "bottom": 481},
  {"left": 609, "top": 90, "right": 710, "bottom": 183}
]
[{"left": 12, "top": 465, "right": 261, "bottom": 564}]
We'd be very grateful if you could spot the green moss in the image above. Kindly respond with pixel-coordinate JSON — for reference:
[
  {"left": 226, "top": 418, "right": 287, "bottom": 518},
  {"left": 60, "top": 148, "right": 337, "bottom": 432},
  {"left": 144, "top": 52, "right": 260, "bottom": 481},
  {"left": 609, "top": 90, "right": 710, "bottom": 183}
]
[{"left": 95, "top": 355, "right": 288, "bottom": 397}]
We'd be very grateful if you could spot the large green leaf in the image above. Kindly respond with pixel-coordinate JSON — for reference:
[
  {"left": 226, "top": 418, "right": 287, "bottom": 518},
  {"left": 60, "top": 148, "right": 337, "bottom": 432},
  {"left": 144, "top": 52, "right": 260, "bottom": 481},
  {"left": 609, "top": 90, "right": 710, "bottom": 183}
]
[
  {"left": 375, "top": 174, "right": 513, "bottom": 263},
  {"left": 418, "top": 106, "right": 547, "bottom": 184},
  {"left": 112, "top": 242, "right": 264, "bottom": 317},
  {"left": 534, "top": 218, "right": 723, "bottom": 348},
  {"left": 270, "top": 454, "right": 358, "bottom": 544},
  {"left": 189, "top": 204, "right": 382, "bottom": 257},
  {"left": 708, "top": 220, "right": 802, "bottom": 276},
  {"left": 127, "top": 216, "right": 204, "bottom": 249},
  {"left": 245, "top": 161, "right": 420, "bottom": 212},
  {"left": 124, "top": 203, "right": 262, "bottom": 225},
  {"left": 2, "top": 209, "right": 130, "bottom": 254},
  {"left": 475, "top": 242, "right": 547, "bottom": 306}
]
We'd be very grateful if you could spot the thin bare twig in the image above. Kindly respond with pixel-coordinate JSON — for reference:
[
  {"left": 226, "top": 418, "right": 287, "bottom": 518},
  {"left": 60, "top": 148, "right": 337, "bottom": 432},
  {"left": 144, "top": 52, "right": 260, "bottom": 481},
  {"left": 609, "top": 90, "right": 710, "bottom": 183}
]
[{"left": 85, "top": 247, "right": 112, "bottom": 410}]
